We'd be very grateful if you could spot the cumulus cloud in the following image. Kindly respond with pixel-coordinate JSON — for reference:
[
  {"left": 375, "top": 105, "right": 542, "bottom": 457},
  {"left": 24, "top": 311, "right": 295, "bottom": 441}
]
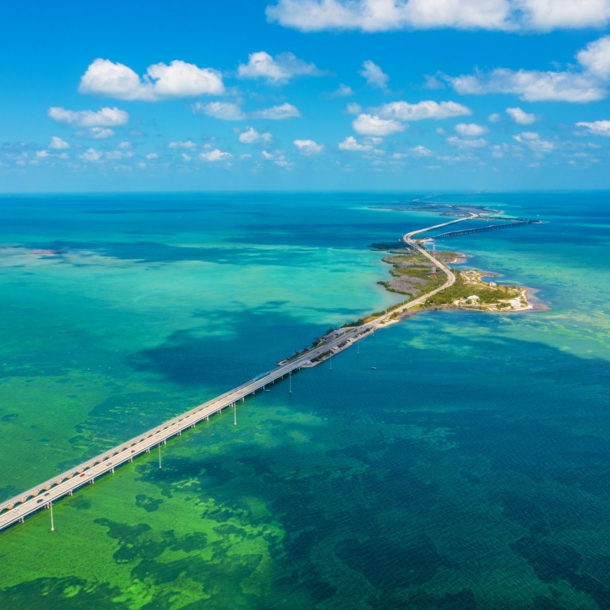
[
  {"left": 239, "top": 127, "right": 273, "bottom": 143},
  {"left": 194, "top": 101, "right": 247, "bottom": 120},
  {"left": 376, "top": 100, "right": 472, "bottom": 120},
  {"left": 251, "top": 103, "right": 302, "bottom": 119},
  {"left": 168, "top": 140, "right": 197, "bottom": 149},
  {"left": 447, "top": 136, "right": 489, "bottom": 148},
  {"left": 327, "top": 83, "right": 355, "bottom": 98},
  {"left": 199, "top": 149, "right": 233, "bottom": 161},
  {"left": 576, "top": 120, "right": 610, "bottom": 135},
  {"left": 506, "top": 107, "right": 537, "bottom": 124},
  {"left": 266, "top": 0, "right": 610, "bottom": 32},
  {"left": 346, "top": 103, "right": 362, "bottom": 114},
  {"left": 513, "top": 131, "right": 556, "bottom": 152},
  {"left": 359, "top": 60, "right": 389, "bottom": 89},
  {"left": 194, "top": 101, "right": 300, "bottom": 121},
  {"left": 448, "top": 36, "right": 610, "bottom": 103},
  {"left": 576, "top": 35, "right": 610, "bottom": 80},
  {"left": 48, "top": 106, "right": 128, "bottom": 127},
  {"left": 146, "top": 153, "right": 159, "bottom": 159},
  {"left": 79, "top": 148, "right": 103, "bottom": 162},
  {"left": 238, "top": 51, "right": 324, "bottom": 83},
  {"left": 488, "top": 113, "right": 502, "bottom": 122},
  {"left": 75, "top": 127, "right": 115, "bottom": 139},
  {"left": 519, "top": 0, "right": 610, "bottom": 30},
  {"left": 411, "top": 145, "right": 433, "bottom": 156},
  {"left": 294, "top": 139, "right": 324, "bottom": 154},
  {"left": 49, "top": 136, "right": 69, "bottom": 150},
  {"left": 454, "top": 123, "right": 489, "bottom": 136},
  {"left": 338, "top": 136, "right": 374, "bottom": 151},
  {"left": 353, "top": 114, "right": 405, "bottom": 136},
  {"left": 79, "top": 58, "right": 224, "bottom": 101},
  {"left": 449, "top": 68, "right": 605, "bottom": 102}
]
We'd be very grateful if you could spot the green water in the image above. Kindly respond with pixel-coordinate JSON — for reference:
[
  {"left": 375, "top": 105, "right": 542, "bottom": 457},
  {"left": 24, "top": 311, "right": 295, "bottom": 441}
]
[{"left": 1, "top": 192, "right": 610, "bottom": 609}]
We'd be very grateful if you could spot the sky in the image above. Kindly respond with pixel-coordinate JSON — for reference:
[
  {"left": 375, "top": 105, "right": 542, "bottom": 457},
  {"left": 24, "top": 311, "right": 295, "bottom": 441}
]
[{"left": 2, "top": 0, "right": 610, "bottom": 192}]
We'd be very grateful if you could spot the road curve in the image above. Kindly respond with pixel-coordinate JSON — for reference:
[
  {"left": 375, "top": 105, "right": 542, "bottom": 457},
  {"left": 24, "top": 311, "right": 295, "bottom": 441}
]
[{"left": 0, "top": 214, "right": 474, "bottom": 532}]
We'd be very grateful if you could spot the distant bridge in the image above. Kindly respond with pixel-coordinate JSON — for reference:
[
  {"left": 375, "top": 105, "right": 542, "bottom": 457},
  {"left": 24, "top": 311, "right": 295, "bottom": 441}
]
[{"left": 432, "top": 220, "right": 540, "bottom": 239}]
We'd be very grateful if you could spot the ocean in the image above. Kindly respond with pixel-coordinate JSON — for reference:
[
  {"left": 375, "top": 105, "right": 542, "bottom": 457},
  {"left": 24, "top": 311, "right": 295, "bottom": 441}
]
[{"left": 0, "top": 191, "right": 609, "bottom": 609}]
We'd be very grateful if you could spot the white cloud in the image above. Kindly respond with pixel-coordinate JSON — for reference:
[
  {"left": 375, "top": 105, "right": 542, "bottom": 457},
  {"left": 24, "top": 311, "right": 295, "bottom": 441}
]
[
  {"left": 79, "top": 58, "right": 224, "bottom": 101},
  {"left": 79, "top": 148, "right": 103, "bottom": 161},
  {"left": 577, "top": 35, "right": 610, "bottom": 79},
  {"left": 239, "top": 127, "right": 273, "bottom": 143},
  {"left": 447, "top": 136, "right": 489, "bottom": 148},
  {"left": 169, "top": 141, "right": 197, "bottom": 149},
  {"left": 182, "top": 153, "right": 192, "bottom": 161},
  {"left": 250, "top": 103, "right": 302, "bottom": 119},
  {"left": 448, "top": 36, "right": 610, "bottom": 103},
  {"left": 294, "top": 139, "right": 324, "bottom": 154},
  {"left": 105, "top": 150, "right": 133, "bottom": 160},
  {"left": 328, "top": 83, "right": 355, "bottom": 98},
  {"left": 411, "top": 145, "right": 434, "bottom": 156},
  {"left": 48, "top": 106, "right": 128, "bottom": 127},
  {"left": 194, "top": 101, "right": 246, "bottom": 120},
  {"left": 359, "top": 60, "right": 389, "bottom": 89},
  {"left": 238, "top": 51, "right": 324, "bottom": 83},
  {"left": 454, "top": 123, "right": 489, "bottom": 136},
  {"left": 576, "top": 120, "right": 610, "bottom": 135},
  {"left": 49, "top": 136, "right": 69, "bottom": 149},
  {"left": 519, "top": 0, "right": 610, "bottom": 30},
  {"left": 513, "top": 131, "right": 556, "bottom": 152},
  {"left": 338, "top": 136, "right": 372, "bottom": 151},
  {"left": 266, "top": 0, "right": 610, "bottom": 32},
  {"left": 377, "top": 100, "right": 472, "bottom": 120},
  {"left": 199, "top": 149, "right": 233, "bottom": 161},
  {"left": 352, "top": 114, "right": 405, "bottom": 136},
  {"left": 240, "top": 153, "right": 253, "bottom": 160},
  {"left": 449, "top": 68, "right": 605, "bottom": 102},
  {"left": 262, "top": 150, "right": 275, "bottom": 160},
  {"left": 194, "top": 101, "right": 300, "bottom": 121},
  {"left": 346, "top": 103, "right": 362, "bottom": 114},
  {"left": 117, "top": 141, "right": 132, "bottom": 149},
  {"left": 76, "top": 127, "right": 115, "bottom": 139},
  {"left": 506, "top": 107, "right": 537, "bottom": 124},
  {"left": 146, "top": 153, "right": 159, "bottom": 159},
  {"left": 488, "top": 113, "right": 501, "bottom": 122}
]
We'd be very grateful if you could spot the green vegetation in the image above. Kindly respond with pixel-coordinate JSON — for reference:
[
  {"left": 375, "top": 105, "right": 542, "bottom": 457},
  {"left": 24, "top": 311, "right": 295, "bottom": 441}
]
[{"left": 424, "top": 270, "right": 521, "bottom": 308}]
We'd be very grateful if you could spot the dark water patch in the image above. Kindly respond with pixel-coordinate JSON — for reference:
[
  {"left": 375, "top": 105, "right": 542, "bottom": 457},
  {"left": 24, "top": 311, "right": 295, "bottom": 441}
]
[
  {"left": 336, "top": 535, "right": 450, "bottom": 588},
  {"left": 395, "top": 589, "right": 479, "bottom": 610},
  {"left": 512, "top": 536, "right": 610, "bottom": 609},
  {"left": 25, "top": 240, "right": 310, "bottom": 266},
  {"left": 1, "top": 413, "right": 18, "bottom": 421},
  {"left": 135, "top": 493, "right": 163, "bottom": 512},
  {"left": 127, "top": 309, "right": 326, "bottom": 389},
  {"left": 0, "top": 577, "right": 129, "bottom": 609}
]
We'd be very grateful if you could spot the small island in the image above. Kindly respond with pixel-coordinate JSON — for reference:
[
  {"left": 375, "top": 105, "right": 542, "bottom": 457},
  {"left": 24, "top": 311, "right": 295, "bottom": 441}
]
[{"left": 377, "top": 244, "right": 532, "bottom": 312}]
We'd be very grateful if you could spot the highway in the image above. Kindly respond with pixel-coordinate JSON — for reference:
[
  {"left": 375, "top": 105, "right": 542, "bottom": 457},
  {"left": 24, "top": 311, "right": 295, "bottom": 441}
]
[{"left": 0, "top": 214, "right": 474, "bottom": 532}]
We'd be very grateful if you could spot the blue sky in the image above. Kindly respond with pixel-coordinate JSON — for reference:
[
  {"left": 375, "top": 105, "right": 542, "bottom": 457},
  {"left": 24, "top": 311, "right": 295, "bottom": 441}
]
[{"left": 2, "top": 0, "right": 610, "bottom": 191}]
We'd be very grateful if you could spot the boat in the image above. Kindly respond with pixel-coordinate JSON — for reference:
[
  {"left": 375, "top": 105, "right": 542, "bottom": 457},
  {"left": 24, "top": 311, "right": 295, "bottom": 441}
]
[{"left": 371, "top": 366, "right": 377, "bottom": 370}]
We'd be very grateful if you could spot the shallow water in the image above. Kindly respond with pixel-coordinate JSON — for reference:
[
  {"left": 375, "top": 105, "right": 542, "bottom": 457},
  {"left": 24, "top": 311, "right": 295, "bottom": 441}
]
[{"left": 1, "top": 192, "right": 609, "bottom": 609}]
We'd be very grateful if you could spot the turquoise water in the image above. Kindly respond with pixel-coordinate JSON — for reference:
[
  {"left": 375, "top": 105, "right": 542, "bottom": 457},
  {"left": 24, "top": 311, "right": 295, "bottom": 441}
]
[{"left": 1, "top": 192, "right": 609, "bottom": 609}]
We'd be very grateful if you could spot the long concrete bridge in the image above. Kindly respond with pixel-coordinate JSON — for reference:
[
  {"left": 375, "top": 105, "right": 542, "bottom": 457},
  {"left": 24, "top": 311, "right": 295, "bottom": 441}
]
[{"left": 0, "top": 214, "right": 472, "bottom": 533}]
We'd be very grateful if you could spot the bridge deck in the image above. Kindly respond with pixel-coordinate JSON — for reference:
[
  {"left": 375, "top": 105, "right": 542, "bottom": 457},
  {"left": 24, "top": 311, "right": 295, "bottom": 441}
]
[{"left": 0, "top": 214, "right": 473, "bottom": 533}]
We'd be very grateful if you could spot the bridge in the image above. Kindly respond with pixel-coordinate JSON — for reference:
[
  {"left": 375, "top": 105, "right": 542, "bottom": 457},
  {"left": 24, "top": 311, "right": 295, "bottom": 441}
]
[
  {"left": 432, "top": 219, "right": 540, "bottom": 239},
  {"left": 0, "top": 214, "right": 472, "bottom": 533}
]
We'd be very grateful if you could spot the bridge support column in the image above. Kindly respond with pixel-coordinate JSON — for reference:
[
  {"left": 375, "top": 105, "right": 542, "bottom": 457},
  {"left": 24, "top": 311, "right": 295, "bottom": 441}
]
[
  {"left": 69, "top": 490, "right": 73, "bottom": 496},
  {"left": 111, "top": 468, "right": 114, "bottom": 474},
  {"left": 50, "top": 502, "right": 54, "bottom": 532}
]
